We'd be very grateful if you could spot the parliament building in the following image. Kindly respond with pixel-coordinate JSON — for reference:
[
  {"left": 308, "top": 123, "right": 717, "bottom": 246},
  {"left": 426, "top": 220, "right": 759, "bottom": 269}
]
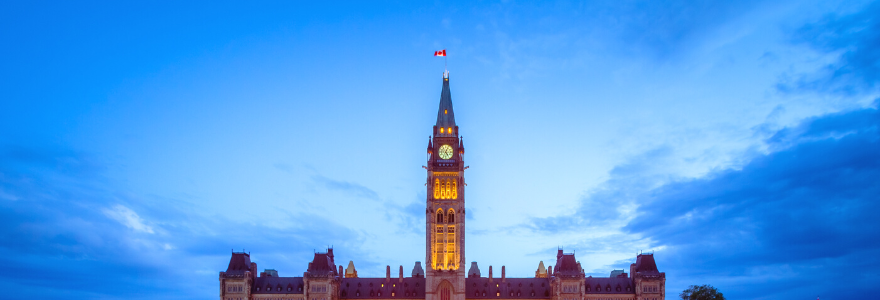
[{"left": 219, "top": 73, "right": 666, "bottom": 300}]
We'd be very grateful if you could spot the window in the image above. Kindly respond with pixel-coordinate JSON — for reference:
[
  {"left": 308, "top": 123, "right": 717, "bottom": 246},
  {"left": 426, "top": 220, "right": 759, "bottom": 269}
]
[{"left": 451, "top": 180, "right": 457, "bottom": 199}]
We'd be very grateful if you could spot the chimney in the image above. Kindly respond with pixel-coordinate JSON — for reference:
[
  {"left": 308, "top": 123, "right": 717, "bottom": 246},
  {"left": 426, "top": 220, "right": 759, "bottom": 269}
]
[
  {"left": 386, "top": 265, "right": 391, "bottom": 281},
  {"left": 489, "top": 266, "right": 493, "bottom": 282},
  {"left": 548, "top": 266, "right": 553, "bottom": 277},
  {"left": 501, "top": 266, "right": 506, "bottom": 282},
  {"left": 339, "top": 265, "right": 344, "bottom": 276},
  {"left": 399, "top": 265, "right": 404, "bottom": 282}
]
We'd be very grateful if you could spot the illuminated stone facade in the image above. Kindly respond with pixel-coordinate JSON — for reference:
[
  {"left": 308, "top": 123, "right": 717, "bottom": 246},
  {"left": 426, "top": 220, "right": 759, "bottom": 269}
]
[{"left": 219, "top": 73, "right": 666, "bottom": 300}]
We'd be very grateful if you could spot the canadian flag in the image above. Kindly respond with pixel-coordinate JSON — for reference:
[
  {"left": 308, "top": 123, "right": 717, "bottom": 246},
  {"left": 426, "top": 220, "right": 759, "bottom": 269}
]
[{"left": 434, "top": 49, "right": 446, "bottom": 56}]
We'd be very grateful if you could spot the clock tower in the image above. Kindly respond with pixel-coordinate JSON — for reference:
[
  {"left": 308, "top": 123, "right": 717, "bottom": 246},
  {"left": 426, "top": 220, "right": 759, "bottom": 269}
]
[{"left": 425, "top": 71, "right": 466, "bottom": 300}]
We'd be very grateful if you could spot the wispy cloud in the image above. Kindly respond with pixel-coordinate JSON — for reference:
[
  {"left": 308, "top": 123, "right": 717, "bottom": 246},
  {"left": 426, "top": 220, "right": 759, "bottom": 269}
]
[
  {"left": 779, "top": 1, "right": 880, "bottom": 95},
  {"left": 311, "top": 174, "right": 380, "bottom": 200},
  {"left": 102, "top": 204, "right": 154, "bottom": 233}
]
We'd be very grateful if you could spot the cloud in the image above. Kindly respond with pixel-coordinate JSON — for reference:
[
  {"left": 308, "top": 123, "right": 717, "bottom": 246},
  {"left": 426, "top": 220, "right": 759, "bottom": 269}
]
[
  {"left": 625, "top": 103, "right": 880, "bottom": 299},
  {"left": 779, "top": 1, "right": 880, "bottom": 95},
  {"left": 102, "top": 204, "right": 154, "bottom": 233},
  {"left": 311, "top": 174, "right": 380, "bottom": 200},
  {"left": 528, "top": 102, "right": 879, "bottom": 299},
  {"left": 0, "top": 145, "right": 364, "bottom": 299}
]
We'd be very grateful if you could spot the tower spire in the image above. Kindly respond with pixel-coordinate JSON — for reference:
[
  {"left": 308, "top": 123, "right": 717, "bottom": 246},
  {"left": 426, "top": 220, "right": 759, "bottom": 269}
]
[{"left": 436, "top": 73, "right": 456, "bottom": 132}]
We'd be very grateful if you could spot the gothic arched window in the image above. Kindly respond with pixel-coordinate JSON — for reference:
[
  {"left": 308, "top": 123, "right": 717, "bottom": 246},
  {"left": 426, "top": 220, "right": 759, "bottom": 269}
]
[
  {"left": 437, "top": 210, "right": 444, "bottom": 223},
  {"left": 448, "top": 209, "right": 455, "bottom": 223},
  {"left": 451, "top": 179, "right": 457, "bottom": 199},
  {"left": 434, "top": 179, "right": 440, "bottom": 199}
]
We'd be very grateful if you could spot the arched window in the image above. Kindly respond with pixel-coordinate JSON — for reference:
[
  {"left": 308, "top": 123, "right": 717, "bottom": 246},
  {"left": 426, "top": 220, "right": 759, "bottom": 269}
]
[
  {"left": 445, "top": 179, "right": 451, "bottom": 199},
  {"left": 451, "top": 180, "right": 457, "bottom": 199},
  {"left": 448, "top": 209, "right": 455, "bottom": 223},
  {"left": 437, "top": 210, "right": 444, "bottom": 223},
  {"left": 434, "top": 179, "right": 440, "bottom": 199}
]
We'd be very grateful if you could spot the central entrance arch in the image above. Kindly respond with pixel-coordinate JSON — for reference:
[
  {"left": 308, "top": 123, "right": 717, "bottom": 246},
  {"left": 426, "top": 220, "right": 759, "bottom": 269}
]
[{"left": 439, "top": 280, "right": 453, "bottom": 300}]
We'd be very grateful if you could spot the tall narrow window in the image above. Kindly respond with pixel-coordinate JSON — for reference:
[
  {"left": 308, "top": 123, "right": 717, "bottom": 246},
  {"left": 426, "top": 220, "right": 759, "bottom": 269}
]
[
  {"left": 434, "top": 179, "right": 440, "bottom": 199},
  {"left": 436, "top": 210, "right": 444, "bottom": 223},
  {"left": 445, "top": 179, "right": 451, "bottom": 198},
  {"left": 448, "top": 210, "right": 455, "bottom": 223},
  {"left": 447, "top": 224, "right": 455, "bottom": 268},
  {"left": 451, "top": 180, "right": 457, "bottom": 199}
]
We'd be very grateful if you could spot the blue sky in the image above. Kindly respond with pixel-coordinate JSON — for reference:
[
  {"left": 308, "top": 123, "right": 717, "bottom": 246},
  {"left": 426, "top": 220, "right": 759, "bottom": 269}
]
[{"left": 1, "top": 1, "right": 878, "bottom": 299}]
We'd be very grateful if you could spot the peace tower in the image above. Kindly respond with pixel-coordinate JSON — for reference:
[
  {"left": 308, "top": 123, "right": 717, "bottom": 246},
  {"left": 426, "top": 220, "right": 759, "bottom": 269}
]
[{"left": 425, "top": 71, "right": 467, "bottom": 300}]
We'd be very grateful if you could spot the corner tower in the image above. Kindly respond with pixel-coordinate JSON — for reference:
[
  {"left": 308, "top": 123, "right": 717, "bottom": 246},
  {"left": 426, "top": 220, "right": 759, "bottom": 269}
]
[{"left": 425, "top": 71, "right": 466, "bottom": 300}]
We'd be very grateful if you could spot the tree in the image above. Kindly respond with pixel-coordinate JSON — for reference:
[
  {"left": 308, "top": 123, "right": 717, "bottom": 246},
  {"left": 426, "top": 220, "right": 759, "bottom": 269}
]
[{"left": 680, "top": 284, "right": 724, "bottom": 300}]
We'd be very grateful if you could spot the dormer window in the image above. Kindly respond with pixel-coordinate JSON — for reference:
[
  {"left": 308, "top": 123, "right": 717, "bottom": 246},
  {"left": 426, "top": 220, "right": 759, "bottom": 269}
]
[
  {"left": 447, "top": 127, "right": 452, "bottom": 134},
  {"left": 440, "top": 128, "right": 445, "bottom": 133}
]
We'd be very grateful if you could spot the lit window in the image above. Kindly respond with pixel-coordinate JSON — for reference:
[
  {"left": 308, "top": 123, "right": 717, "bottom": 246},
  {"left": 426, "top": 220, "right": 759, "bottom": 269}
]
[
  {"left": 445, "top": 109, "right": 448, "bottom": 114},
  {"left": 447, "top": 127, "right": 452, "bottom": 134},
  {"left": 440, "top": 128, "right": 445, "bottom": 133}
]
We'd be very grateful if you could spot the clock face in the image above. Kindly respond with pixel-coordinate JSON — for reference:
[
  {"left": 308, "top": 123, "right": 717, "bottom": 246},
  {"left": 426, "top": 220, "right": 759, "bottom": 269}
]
[{"left": 439, "top": 144, "right": 454, "bottom": 159}]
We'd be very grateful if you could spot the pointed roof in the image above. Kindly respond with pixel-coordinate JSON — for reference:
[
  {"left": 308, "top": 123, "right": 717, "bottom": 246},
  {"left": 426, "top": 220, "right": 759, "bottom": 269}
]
[
  {"left": 468, "top": 261, "right": 481, "bottom": 277},
  {"left": 435, "top": 73, "right": 456, "bottom": 130},
  {"left": 307, "top": 252, "right": 336, "bottom": 276},
  {"left": 634, "top": 254, "right": 659, "bottom": 273},
  {"left": 346, "top": 261, "right": 358, "bottom": 278},
  {"left": 411, "top": 261, "right": 425, "bottom": 277},
  {"left": 535, "top": 261, "right": 547, "bottom": 278},
  {"left": 225, "top": 252, "right": 252, "bottom": 276}
]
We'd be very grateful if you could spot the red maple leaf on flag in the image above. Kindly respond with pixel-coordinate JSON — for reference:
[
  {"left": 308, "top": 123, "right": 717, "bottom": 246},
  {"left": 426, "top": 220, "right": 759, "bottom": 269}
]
[{"left": 434, "top": 49, "right": 446, "bottom": 56}]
